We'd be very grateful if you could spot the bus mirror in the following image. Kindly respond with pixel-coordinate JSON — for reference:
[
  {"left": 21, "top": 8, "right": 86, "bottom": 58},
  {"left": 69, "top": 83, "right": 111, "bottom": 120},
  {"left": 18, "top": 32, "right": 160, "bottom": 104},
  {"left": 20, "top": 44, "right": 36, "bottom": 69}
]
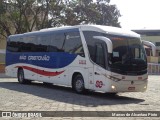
[{"left": 93, "top": 36, "right": 113, "bottom": 53}]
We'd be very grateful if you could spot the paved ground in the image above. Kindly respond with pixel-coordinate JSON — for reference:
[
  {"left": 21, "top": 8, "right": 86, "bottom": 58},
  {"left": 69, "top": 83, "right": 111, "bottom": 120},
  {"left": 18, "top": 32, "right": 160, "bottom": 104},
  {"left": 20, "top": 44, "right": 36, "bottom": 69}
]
[{"left": 0, "top": 74, "right": 160, "bottom": 120}]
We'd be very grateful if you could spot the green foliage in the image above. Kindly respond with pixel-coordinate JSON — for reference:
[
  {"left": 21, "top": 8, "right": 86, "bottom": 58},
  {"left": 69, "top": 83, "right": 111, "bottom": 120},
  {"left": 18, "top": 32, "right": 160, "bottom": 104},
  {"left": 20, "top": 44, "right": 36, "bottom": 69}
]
[{"left": 0, "top": 0, "right": 121, "bottom": 38}]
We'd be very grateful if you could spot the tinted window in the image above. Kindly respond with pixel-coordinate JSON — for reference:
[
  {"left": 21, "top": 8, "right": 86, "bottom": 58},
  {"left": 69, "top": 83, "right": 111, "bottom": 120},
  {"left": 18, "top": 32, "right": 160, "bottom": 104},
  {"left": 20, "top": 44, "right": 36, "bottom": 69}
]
[
  {"left": 7, "top": 40, "right": 19, "bottom": 52},
  {"left": 64, "top": 32, "right": 84, "bottom": 57},
  {"left": 106, "top": 35, "right": 147, "bottom": 75},
  {"left": 128, "top": 38, "right": 146, "bottom": 60},
  {"left": 7, "top": 36, "right": 24, "bottom": 52},
  {"left": 50, "top": 33, "right": 65, "bottom": 52},
  {"left": 36, "top": 35, "right": 50, "bottom": 52},
  {"left": 107, "top": 36, "right": 146, "bottom": 65},
  {"left": 108, "top": 37, "right": 128, "bottom": 64},
  {"left": 7, "top": 31, "right": 84, "bottom": 54},
  {"left": 7, "top": 34, "right": 50, "bottom": 52},
  {"left": 95, "top": 43, "right": 105, "bottom": 68},
  {"left": 83, "top": 31, "right": 103, "bottom": 62},
  {"left": 21, "top": 36, "right": 37, "bottom": 52}
]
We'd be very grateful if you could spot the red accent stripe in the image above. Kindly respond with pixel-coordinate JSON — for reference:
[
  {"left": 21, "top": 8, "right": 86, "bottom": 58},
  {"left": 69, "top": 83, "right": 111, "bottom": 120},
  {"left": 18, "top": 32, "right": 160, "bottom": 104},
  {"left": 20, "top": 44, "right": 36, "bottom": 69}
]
[{"left": 16, "top": 66, "right": 65, "bottom": 76}]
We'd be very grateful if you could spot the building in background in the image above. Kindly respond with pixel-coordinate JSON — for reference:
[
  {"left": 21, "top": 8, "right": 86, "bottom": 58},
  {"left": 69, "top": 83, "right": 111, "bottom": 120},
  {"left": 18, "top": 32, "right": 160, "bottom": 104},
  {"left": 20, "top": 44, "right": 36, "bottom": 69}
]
[
  {"left": 133, "top": 29, "right": 160, "bottom": 58},
  {"left": 133, "top": 29, "right": 160, "bottom": 75}
]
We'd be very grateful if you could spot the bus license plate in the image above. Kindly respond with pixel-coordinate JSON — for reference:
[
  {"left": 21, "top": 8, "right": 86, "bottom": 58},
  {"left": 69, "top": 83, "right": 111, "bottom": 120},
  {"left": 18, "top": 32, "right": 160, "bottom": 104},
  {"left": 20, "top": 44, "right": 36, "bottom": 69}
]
[{"left": 128, "top": 87, "right": 135, "bottom": 90}]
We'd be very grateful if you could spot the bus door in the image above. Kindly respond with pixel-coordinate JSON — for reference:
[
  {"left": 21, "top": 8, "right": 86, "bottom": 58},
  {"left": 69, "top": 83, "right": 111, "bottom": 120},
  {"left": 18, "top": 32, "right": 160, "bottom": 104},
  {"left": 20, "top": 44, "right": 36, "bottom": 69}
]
[{"left": 93, "top": 43, "right": 107, "bottom": 91}]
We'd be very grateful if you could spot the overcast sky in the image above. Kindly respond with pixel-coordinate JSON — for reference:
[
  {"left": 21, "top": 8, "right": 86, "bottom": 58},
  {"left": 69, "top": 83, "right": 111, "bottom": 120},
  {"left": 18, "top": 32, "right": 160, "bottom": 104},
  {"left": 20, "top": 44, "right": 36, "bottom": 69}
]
[{"left": 110, "top": 0, "right": 160, "bottom": 30}]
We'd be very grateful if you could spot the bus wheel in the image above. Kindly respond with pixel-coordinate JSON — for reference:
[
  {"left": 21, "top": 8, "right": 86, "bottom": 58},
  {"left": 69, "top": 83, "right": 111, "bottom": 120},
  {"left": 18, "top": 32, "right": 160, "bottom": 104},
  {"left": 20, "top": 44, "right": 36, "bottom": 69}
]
[
  {"left": 18, "top": 69, "right": 27, "bottom": 84},
  {"left": 73, "top": 74, "right": 85, "bottom": 94}
]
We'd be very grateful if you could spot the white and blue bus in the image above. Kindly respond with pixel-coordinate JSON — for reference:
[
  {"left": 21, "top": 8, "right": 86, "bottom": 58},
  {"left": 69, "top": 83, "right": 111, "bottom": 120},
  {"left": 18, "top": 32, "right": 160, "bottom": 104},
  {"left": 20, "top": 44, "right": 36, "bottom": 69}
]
[{"left": 5, "top": 25, "right": 148, "bottom": 94}]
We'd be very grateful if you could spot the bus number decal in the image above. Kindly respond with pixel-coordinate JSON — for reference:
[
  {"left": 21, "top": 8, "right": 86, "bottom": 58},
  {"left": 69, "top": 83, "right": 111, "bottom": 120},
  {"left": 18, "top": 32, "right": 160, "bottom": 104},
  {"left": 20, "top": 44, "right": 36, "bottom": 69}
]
[
  {"left": 79, "top": 60, "right": 86, "bottom": 65},
  {"left": 95, "top": 80, "right": 103, "bottom": 88}
]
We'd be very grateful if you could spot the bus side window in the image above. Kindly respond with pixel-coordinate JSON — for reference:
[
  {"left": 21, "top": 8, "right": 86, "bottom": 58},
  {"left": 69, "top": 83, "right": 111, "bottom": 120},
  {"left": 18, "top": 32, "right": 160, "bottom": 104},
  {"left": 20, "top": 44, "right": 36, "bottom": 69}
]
[
  {"left": 7, "top": 38, "right": 16, "bottom": 52},
  {"left": 21, "top": 36, "right": 37, "bottom": 52},
  {"left": 50, "top": 33, "right": 65, "bottom": 52},
  {"left": 37, "top": 35, "right": 50, "bottom": 52},
  {"left": 64, "top": 32, "right": 85, "bottom": 57},
  {"left": 95, "top": 43, "right": 105, "bottom": 68}
]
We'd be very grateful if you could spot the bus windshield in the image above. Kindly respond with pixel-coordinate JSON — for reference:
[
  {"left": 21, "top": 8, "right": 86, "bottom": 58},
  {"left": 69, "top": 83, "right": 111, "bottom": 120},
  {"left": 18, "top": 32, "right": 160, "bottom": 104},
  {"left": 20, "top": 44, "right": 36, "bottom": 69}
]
[{"left": 107, "top": 35, "right": 147, "bottom": 75}]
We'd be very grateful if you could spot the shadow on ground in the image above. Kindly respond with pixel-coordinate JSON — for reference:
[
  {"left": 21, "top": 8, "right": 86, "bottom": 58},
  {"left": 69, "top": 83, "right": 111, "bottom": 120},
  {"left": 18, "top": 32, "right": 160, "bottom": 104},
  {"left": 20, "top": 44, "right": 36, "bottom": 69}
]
[{"left": 0, "top": 80, "right": 145, "bottom": 107}]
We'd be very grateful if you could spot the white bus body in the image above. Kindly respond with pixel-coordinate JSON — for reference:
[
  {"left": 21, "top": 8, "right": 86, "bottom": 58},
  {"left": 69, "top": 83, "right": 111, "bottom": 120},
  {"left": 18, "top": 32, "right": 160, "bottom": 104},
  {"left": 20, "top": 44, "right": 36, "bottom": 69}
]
[{"left": 5, "top": 25, "right": 148, "bottom": 93}]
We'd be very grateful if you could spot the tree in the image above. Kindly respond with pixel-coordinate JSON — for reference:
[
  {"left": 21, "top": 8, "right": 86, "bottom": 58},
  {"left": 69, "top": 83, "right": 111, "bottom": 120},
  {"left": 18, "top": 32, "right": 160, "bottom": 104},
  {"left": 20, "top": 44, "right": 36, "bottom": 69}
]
[
  {"left": 0, "top": 0, "right": 121, "bottom": 39},
  {"left": 56, "top": 0, "right": 121, "bottom": 26},
  {"left": 0, "top": 0, "right": 50, "bottom": 38},
  {"left": 96, "top": 1, "right": 121, "bottom": 26}
]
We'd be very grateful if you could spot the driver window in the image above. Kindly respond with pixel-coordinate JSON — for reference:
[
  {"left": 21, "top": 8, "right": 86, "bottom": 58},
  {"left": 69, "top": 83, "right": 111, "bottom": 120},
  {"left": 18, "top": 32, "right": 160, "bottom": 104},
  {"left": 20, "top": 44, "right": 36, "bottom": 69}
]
[{"left": 95, "top": 43, "right": 105, "bottom": 68}]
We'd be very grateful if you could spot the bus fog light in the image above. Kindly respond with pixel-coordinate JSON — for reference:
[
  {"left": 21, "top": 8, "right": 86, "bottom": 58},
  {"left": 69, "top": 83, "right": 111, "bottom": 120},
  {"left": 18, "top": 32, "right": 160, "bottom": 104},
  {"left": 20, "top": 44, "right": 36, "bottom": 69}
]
[{"left": 111, "top": 85, "right": 116, "bottom": 90}]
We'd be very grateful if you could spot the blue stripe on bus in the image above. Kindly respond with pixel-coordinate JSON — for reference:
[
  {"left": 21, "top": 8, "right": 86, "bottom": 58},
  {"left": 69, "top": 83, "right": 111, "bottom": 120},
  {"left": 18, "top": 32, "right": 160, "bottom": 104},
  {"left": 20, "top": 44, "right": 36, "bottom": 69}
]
[{"left": 6, "top": 52, "right": 77, "bottom": 69}]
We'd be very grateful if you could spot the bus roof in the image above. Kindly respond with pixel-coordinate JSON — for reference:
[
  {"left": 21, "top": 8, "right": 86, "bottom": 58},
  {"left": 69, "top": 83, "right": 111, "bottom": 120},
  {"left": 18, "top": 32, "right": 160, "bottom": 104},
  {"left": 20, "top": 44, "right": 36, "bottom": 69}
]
[
  {"left": 38, "top": 25, "right": 140, "bottom": 38},
  {"left": 9, "top": 25, "right": 140, "bottom": 38},
  {"left": 78, "top": 25, "right": 140, "bottom": 38}
]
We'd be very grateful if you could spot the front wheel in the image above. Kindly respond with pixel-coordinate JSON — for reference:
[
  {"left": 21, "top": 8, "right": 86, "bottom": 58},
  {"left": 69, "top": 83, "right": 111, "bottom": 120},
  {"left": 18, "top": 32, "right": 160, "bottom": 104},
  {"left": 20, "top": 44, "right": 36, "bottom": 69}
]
[{"left": 73, "top": 74, "right": 85, "bottom": 94}]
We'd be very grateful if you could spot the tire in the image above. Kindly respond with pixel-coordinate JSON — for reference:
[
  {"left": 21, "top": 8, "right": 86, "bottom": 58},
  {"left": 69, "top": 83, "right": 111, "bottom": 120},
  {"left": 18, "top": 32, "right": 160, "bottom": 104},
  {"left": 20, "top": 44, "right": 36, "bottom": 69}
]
[
  {"left": 18, "top": 69, "right": 30, "bottom": 84},
  {"left": 73, "top": 74, "right": 85, "bottom": 94}
]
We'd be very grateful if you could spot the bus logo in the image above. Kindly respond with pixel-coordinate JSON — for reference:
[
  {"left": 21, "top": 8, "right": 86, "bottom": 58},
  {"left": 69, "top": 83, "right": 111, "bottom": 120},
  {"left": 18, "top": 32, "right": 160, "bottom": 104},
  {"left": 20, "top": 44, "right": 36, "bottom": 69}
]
[{"left": 95, "top": 80, "right": 103, "bottom": 88}]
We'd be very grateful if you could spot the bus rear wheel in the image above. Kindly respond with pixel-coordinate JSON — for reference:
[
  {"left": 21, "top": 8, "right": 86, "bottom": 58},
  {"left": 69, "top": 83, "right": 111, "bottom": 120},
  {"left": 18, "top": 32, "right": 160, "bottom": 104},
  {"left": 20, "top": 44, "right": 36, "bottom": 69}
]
[
  {"left": 18, "top": 69, "right": 30, "bottom": 84},
  {"left": 73, "top": 74, "right": 85, "bottom": 94}
]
